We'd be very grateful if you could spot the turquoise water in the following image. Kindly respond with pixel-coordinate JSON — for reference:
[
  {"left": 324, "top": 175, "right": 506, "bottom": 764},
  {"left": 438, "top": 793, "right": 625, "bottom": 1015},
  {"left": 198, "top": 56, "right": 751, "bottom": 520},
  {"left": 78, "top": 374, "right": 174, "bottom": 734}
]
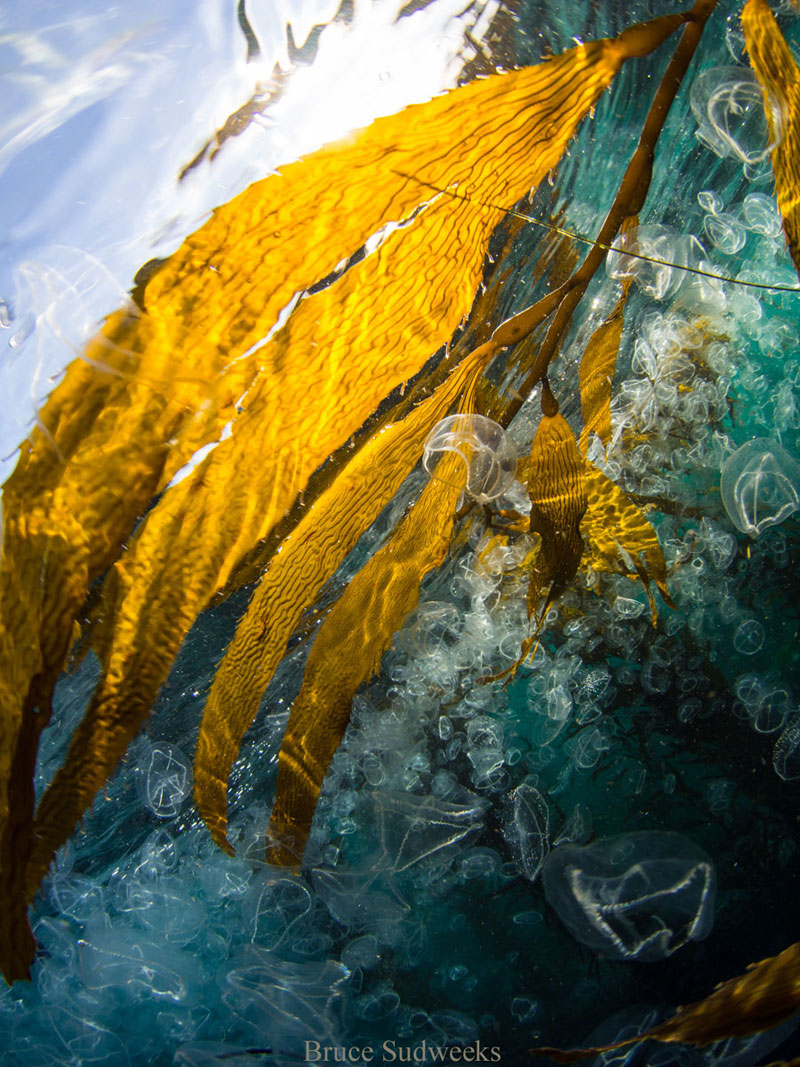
[{"left": 2, "top": 0, "right": 800, "bottom": 1064}]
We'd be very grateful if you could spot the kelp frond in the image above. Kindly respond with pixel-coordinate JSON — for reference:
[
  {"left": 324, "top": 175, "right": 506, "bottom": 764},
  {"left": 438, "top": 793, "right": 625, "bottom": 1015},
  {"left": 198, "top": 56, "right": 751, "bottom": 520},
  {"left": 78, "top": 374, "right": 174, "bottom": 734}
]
[{"left": 0, "top": 0, "right": 734, "bottom": 981}]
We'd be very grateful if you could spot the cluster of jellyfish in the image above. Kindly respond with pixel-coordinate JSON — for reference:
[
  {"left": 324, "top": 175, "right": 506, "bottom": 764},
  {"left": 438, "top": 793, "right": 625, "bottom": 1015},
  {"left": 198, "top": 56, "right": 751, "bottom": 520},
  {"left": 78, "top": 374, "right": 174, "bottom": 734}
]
[{"left": 2, "top": 45, "right": 800, "bottom": 1067}]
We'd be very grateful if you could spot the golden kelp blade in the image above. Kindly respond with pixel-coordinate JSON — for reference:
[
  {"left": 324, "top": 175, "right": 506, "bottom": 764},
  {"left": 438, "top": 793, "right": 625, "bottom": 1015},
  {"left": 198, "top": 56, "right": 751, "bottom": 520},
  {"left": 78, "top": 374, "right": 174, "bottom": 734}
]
[
  {"left": 581, "top": 463, "right": 671, "bottom": 620},
  {"left": 743, "top": 0, "right": 800, "bottom": 276},
  {"left": 267, "top": 450, "right": 468, "bottom": 866},
  {"left": 525, "top": 392, "right": 588, "bottom": 619},
  {"left": 532, "top": 941, "right": 800, "bottom": 1063},
  {"left": 22, "top": 30, "right": 638, "bottom": 905},
  {"left": 578, "top": 281, "right": 631, "bottom": 454},
  {"left": 194, "top": 344, "right": 491, "bottom": 853},
  {"left": 0, "top": 303, "right": 250, "bottom": 981}
]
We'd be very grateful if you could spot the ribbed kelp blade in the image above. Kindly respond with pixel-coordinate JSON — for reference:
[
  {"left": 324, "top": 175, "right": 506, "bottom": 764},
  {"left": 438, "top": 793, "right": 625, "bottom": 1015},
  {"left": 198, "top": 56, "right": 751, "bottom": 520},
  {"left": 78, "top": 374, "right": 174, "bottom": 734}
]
[
  {"left": 532, "top": 941, "right": 800, "bottom": 1063},
  {"left": 266, "top": 451, "right": 468, "bottom": 866},
  {"left": 743, "top": 0, "right": 800, "bottom": 276},
  {"left": 581, "top": 463, "right": 671, "bottom": 621},
  {"left": 578, "top": 277, "right": 632, "bottom": 454},
  {"left": 20, "top": 26, "right": 645, "bottom": 911},
  {"left": 0, "top": 299, "right": 256, "bottom": 981},
  {"left": 525, "top": 403, "right": 588, "bottom": 620},
  {"left": 194, "top": 345, "right": 490, "bottom": 853}
]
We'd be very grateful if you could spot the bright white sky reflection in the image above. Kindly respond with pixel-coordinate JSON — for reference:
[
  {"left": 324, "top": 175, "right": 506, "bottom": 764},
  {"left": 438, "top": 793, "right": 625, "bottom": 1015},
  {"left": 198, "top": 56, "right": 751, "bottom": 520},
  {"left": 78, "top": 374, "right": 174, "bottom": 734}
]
[{"left": 0, "top": 0, "right": 496, "bottom": 478}]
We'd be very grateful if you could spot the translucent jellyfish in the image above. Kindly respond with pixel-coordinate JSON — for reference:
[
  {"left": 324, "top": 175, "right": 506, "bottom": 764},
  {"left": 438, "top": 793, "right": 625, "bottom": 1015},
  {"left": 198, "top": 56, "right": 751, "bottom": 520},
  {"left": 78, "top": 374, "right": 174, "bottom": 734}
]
[
  {"left": 372, "top": 789, "right": 489, "bottom": 873},
  {"left": 697, "top": 189, "right": 724, "bottom": 215},
  {"left": 399, "top": 601, "right": 461, "bottom": 658},
  {"left": 571, "top": 727, "right": 611, "bottom": 770},
  {"left": 606, "top": 224, "right": 686, "bottom": 300},
  {"left": 735, "top": 672, "right": 766, "bottom": 712},
  {"left": 773, "top": 717, "right": 800, "bottom": 781},
  {"left": 703, "top": 212, "right": 746, "bottom": 255},
  {"left": 614, "top": 596, "right": 646, "bottom": 619},
  {"left": 467, "top": 717, "right": 505, "bottom": 786},
  {"left": 690, "top": 67, "right": 783, "bottom": 170},
  {"left": 224, "top": 947, "right": 350, "bottom": 1053},
  {"left": 720, "top": 439, "right": 800, "bottom": 537},
  {"left": 733, "top": 619, "right": 765, "bottom": 656},
  {"left": 423, "top": 414, "right": 517, "bottom": 503},
  {"left": 134, "top": 740, "right": 192, "bottom": 819},
  {"left": 342, "top": 935, "right": 380, "bottom": 971},
  {"left": 741, "top": 192, "right": 783, "bottom": 237},
  {"left": 502, "top": 783, "right": 550, "bottom": 881},
  {"left": 542, "top": 831, "right": 716, "bottom": 961},
  {"left": 751, "top": 688, "right": 792, "bottom": 734}
]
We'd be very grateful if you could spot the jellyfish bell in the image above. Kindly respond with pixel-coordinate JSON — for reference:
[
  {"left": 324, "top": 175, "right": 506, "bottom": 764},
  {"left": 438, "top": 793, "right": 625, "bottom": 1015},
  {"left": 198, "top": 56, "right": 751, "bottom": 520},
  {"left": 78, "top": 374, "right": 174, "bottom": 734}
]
[
  {"left": 720, "top": 438, "right": 800, "bottom": 537},
  {"left": 690, "top": 65, "right": 784, "bottom": 170},
  {"left": 422, "top": 413, "right": 518, "bottom": 504},
  {"left": 542, "top": 831, "right": 717, "bottom": 962}
]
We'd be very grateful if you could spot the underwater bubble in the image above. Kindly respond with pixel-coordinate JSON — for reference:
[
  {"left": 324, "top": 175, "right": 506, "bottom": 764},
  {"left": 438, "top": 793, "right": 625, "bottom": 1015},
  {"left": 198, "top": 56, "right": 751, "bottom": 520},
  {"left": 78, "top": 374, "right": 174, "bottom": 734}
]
[
  {"left": 720, "top": 439, "right": 800, "bottom": 537},
  {"left": 703, "top": 212, "right": 746, "bottom": 255},
  {"left": 690, "top": 66, "right": 782, "bottom": 167},
  {"left": 542, "top": 831, "right": 716, "bottom": 962},
  {"left": 134, "top": 740, "right": 192, "bottom": 819},
  {"left": 732, "top": 619, "right": 765, "bottom": 656},
  {"left": 502, "top": 783, "right": 550, "bottom": 882},
  {"left": 773, "top": 717, "right": 800, "bottom": 781},
  {"left": 741, "top": 192, "right": 783, "bottom": 237},
  {"left": 422, "top": 413, "right": 517, "bottom": 503}
]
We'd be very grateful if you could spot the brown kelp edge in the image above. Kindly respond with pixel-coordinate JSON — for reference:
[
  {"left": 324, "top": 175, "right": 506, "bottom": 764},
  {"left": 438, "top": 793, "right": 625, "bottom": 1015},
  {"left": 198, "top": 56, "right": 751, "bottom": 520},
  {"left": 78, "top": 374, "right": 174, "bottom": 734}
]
[{"left": 531, "top": 941, "right": 800, "bottom": 1062}]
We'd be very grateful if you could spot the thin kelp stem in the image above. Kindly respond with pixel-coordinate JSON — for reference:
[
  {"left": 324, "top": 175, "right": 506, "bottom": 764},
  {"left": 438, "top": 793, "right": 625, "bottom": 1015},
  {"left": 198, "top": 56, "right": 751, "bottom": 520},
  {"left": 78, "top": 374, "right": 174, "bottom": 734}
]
[
  {"left": 415, "top": 186, "right": 800, "bottom": 294},
  {"left": 495, "top": 0, "right": 718, "bottom": 427}
]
